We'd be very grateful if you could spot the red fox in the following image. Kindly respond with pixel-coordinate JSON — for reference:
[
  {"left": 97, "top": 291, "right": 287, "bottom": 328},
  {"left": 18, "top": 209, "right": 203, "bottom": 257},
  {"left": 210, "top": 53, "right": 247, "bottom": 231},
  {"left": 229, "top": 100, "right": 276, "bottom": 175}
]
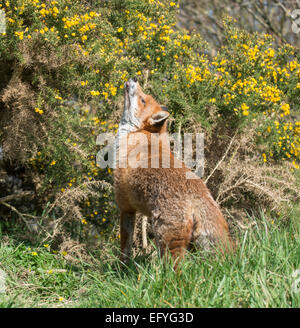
[{"left": 114, "top": 77, "right": 234, "bottom": 267}]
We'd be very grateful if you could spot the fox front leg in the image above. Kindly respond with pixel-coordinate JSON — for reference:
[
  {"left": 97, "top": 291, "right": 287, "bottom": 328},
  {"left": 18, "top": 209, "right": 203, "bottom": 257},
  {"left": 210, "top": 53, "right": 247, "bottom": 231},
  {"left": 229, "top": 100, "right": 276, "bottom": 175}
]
[{"left": 120, "top": 211, "right": 136, "bottom": 264}]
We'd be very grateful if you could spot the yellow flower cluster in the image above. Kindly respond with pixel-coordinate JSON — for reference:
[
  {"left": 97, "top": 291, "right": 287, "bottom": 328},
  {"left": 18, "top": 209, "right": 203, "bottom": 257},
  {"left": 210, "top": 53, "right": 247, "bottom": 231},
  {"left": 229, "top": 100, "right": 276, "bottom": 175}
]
[
  {"left": 241, "top": 103, "right": 249, "bottom": 116},
  {"left": 281, "top": 104, "right": 290, "bottom": 117},
  {"left": 35, "top": 107, "right": 44, "bottom": 115},
  {"left": 185, "top": 64, "right": 210, "bottom": 86},
  {"left": 272, "top": 120, "right": 300, "bottom": 168}
]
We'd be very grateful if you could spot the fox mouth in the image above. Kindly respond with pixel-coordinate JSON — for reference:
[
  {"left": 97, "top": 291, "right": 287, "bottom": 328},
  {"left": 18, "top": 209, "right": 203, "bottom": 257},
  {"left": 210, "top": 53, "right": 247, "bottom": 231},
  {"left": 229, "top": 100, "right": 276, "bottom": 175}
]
[
  {"left": 121, "top": 77, "right": 142, "bottom": 130},
  {"left": 124, "top": 77, "right": 138, "bottom": 109}
]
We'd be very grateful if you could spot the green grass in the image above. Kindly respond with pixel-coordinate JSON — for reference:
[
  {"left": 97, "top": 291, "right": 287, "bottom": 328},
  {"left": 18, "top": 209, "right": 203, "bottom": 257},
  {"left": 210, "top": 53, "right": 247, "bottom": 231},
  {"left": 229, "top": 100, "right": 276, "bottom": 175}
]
[{"left": 0, "top": 213, "right": 299, "bottom": 308}]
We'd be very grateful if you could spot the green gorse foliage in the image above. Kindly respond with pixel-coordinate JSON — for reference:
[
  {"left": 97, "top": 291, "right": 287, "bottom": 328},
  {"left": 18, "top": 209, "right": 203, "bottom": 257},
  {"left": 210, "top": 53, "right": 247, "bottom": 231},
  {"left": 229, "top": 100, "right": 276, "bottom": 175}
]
[{"left": 0, "top": 0, "right": 299, "bottom": 238}]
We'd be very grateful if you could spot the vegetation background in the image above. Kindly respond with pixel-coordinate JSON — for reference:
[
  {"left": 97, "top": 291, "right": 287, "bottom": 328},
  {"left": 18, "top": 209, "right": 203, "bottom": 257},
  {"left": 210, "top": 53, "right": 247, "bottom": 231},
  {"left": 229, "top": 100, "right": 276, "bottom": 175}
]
[{"left": 0, "top": 0, "right": 299, "bottom": 307}]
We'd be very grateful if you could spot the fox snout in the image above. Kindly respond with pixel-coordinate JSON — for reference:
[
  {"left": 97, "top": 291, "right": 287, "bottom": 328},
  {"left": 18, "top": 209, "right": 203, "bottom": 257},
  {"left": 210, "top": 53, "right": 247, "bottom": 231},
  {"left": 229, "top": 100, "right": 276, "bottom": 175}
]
[{"left": 124, "top": 77, "right": 138, "bottom": 97}]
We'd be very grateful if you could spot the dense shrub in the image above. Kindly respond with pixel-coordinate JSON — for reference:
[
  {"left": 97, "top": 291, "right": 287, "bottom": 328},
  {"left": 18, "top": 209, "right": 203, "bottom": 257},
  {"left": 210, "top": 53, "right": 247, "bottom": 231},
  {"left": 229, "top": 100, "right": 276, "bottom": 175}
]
[{"left": 0, "top": 0, "right": 299, "bottom": 244}]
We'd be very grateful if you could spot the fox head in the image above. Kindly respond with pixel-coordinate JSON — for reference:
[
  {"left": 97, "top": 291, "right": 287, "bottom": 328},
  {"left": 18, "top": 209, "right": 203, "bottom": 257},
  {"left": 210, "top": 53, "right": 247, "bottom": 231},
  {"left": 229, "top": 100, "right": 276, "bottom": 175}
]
[{"left": 121, "top": 77, "right": 169, "bottom": 134}]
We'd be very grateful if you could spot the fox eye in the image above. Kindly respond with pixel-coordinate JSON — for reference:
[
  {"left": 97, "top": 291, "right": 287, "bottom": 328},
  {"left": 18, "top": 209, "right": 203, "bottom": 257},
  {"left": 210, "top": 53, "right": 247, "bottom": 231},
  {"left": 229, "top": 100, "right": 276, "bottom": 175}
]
[{"left": 141, "top": 98, "right": 146, "bottom": 105}]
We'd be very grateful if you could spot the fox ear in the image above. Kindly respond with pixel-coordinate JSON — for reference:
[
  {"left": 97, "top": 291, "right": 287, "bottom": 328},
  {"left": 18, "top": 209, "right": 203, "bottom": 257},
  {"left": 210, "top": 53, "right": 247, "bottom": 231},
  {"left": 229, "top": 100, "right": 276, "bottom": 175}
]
[{"left": 149, "top": 111, "right": 170, "bottom": 126}]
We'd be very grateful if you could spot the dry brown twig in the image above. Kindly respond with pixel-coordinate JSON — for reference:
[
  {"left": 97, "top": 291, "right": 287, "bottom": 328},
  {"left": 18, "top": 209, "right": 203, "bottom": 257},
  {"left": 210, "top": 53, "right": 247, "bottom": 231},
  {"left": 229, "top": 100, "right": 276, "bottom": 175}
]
[
  {"left": 0, "top": 201, "right": 32, "bottom": 231},
  {"left": 205, "top": 130, "right": 238, "bottom": 184},
  {"left": 0, "top": 191, "right": 34, "bottom": 203},
  {"left": 0, "top": 191, "right": 36, "bottom": 232}
]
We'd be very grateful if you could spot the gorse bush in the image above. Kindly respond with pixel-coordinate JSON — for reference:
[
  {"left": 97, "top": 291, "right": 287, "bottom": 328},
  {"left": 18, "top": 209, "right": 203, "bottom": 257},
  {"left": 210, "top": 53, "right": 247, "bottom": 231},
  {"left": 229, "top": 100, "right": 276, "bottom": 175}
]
[
  {"left": 163, "top": 17, "right": 300, "bottom": 168},
  {"left": 0, "top": 0, "right": 299, "bottom": 244}
]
